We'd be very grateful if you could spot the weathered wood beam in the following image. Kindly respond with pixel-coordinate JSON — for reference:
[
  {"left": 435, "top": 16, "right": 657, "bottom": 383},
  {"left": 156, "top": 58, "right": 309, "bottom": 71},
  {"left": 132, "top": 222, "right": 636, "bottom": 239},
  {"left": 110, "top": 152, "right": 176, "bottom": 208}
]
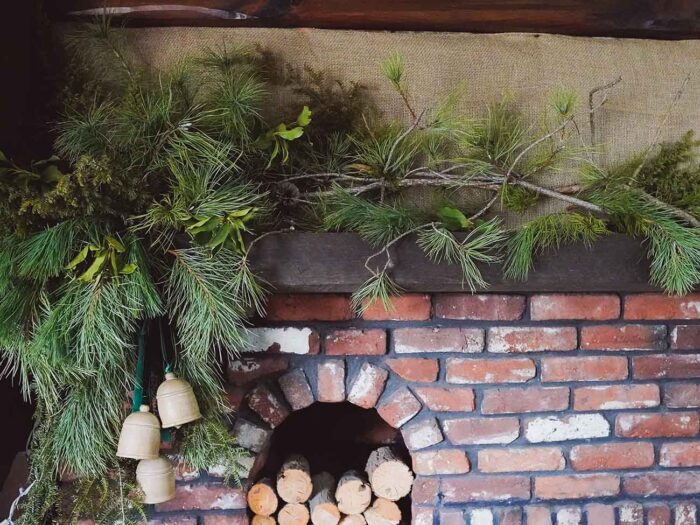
[
  {"left": 248, "top": 233, "right": 664, "bottom": 293},
  {"left": 47, "top": 0, "right": 700, "bottom": 39}
]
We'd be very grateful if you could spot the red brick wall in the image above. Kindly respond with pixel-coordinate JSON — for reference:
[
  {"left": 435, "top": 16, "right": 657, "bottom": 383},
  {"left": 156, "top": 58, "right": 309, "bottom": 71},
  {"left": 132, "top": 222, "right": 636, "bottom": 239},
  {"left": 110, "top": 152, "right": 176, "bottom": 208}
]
[{"left": 147, "top": 293, "right": 700, "bottom": 525}]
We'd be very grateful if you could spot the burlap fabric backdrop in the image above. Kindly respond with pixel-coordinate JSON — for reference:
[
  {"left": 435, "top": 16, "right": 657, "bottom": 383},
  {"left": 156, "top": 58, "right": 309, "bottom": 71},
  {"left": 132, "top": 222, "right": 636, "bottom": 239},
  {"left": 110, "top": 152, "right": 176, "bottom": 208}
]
[{"left": 92, "top": 27, "right": 700, "bottom": 219}]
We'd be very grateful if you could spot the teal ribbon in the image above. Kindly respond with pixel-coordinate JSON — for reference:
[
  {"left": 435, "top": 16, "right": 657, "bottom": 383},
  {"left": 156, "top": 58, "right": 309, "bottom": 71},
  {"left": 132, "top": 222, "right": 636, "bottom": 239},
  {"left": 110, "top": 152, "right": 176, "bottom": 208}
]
[{"left": 131, "top": 321, "right": 147, "bottom": 413}]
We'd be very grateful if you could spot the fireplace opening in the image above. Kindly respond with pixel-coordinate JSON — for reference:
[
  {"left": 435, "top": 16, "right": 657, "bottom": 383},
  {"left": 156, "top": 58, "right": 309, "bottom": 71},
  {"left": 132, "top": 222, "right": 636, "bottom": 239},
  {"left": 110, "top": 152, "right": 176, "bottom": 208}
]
[{"left": 252, "top": 402, "right": 413, "bottom": 524}]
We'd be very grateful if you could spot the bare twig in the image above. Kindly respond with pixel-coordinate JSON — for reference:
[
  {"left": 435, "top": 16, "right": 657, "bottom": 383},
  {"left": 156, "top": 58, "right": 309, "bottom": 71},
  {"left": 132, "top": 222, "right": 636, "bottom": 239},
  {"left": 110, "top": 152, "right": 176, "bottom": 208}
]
[{"left": 589, "top": 76, "right": 623, "bottom": 146}]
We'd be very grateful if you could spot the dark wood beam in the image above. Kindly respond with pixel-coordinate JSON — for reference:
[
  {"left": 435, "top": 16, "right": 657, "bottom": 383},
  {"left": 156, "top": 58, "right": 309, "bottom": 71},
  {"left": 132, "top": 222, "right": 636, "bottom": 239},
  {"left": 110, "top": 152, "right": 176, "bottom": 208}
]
[
  {"left": 248, "top": 233, "right": 665, "bottom": 293},
  {"left": 47, "top": 0, "right": 700, "bottom": 39}
]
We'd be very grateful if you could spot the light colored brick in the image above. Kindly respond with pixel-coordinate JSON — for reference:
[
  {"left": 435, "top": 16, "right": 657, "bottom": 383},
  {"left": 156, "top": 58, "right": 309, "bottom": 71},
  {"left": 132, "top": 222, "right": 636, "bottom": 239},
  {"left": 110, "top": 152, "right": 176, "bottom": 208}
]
[
  {"left": 401, "top": 418, "right": 443, "bottom": 450},
  {"left": 524, "top": 414, "right": 610, "bottom": 443},
  {"left": 347, "top": 362, "right": 388, "bottom": 409},
  {"left": 246, "top": 327, "right": 320, "bottom": 354}
]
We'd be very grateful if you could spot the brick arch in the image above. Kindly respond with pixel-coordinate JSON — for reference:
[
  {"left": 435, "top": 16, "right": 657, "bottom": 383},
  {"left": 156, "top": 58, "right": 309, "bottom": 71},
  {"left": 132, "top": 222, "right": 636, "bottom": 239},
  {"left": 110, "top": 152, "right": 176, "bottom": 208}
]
[{"left": 231, "top": 354, "right": 444, "bottom": 483}]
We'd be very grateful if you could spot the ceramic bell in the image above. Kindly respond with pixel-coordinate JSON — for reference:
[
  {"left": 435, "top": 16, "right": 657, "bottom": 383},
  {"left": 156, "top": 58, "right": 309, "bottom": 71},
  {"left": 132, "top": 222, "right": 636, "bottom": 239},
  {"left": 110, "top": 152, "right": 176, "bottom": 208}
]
[
  {"left": 156, "top": 372, "right": 201, "bottom": 428},
  {"left": 136, "top": 457, "right": 176, "bottom": 504},
  {"left": 116, "top": 404, "right": 161, "bottom": 460}
]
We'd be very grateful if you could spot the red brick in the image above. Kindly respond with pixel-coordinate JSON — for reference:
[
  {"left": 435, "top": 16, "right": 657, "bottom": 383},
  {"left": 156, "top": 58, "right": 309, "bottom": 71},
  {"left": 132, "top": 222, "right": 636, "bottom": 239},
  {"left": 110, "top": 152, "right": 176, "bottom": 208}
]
[
  {"left": 278, "top": 368, "right": 314, "bottom": 411},
  {"left": 496, "top": 507, "right": 523, "bottom": 525},
  {"left": 580, "top": 324, "right": 666, "bottom": 351},
  {"left": 225, "top": 384, "right": 247, "bottom": 411},
  {"left": 247, "top": 384, "right": 290, "bottom": 428},
  {"left": 387, "top": 358, "right": 439, "bottom": 382},
  {"left": 616, "top": 412, "right": 699, "bottom": 438},
  {"left": 401, "top": 417, "right": 443, "bottom": 450},
  {"left": 202, "top": 516, "right": 249, "bottom": 525},
  {"left": 585, "top": 503, "right": 615, "bottom": 525},
  {"left": 666, "top": 383, "right": 700, "bottom": 408},
  {"left": 155, "top": 483, "right": 246, "bottom": 512},
  {"left": 672, "top": 325, "right": 700, "bottom": 350},
  {"left": 618, "top": 503, "right": 644, "bottom": 525},
  {"left": 660, "top": 442, "right": 700, "bottom": 467},
  {"left": 623, "top": 471, "right": 700, "bottom": 497},
  {"left": 647, "top": 505, "right": 672, "bottom": 525},
  {"left": 414, "top": 386, "right": 474, "bottom": 412},
  {"left": 227, "top": 356, "right": 289, "bottom": 386},
  {"left": 324, "top": 329, "right": 386, "bottom": 355},
  {"left": 411, "top": 477, "right": 439, "bottom": 505},
  {"left": 317, "top": 360, "right": 345, "bottom": 402},
  {"left": 442, "top": 475, "right": 530, "bottom": 503},
  {"left": 618, "top": 412, "right": 700, "bottom": 439},
  {"left": 266, "top": 294, "right": 352, "bottom": 321},
  {"left": 530, "top": 294, "right": 620, "bottom": 320},
  {"left": 541, "top": 356, "right": 628, "bottom": 382},
  {"left": 481, "top": 386, "right": 569, "bottom": 414},
  {"left": 478, "top": 447, "right": 564, "bottom": 472},
  {"left": 347, "top": 362, "right": 388, "bottom": 409},
  {"left": 439, "top": 509, "right": 465, "bottom": 525},
  {"left": 625, "top": 293, "right": 700, "bottom": 320},
  {"left": 573, "top": 384, "right": 660, "bottom": 410},
  {"left": 361, "top": 294, "right": 431, "bottom": 320},
  {"left": 488, "top": 326, "right": 577, "bottom": 353},
  {"left": 525, "top": 506, "right": 552, "bottom": 525},
  {"left": 570, "top": 442, "right": 654, "bottom": 471},
  {"left": 146, "top": 519, "right": 199, "bottom": 525},
  {"left": 434, "top": 294, "right": 525, "bottom": 320},
  {"left": 412, "top": 507, "right": 433, "bottom": 525},
  {"left": 411, "top": 449, "right": 470, "bottom": 475},
  {"left": 393, "top": 327, "right": 484, "bottom": 353},
  {"left": 524, "top": 293, "right": 602, "bottom": 320},
  {"left": 443, "top": 417, "right": 519, "bottom": 445},
  {"left": 633, "top": 354, "right": 700, "bottom": 379},
  {"left": 674, "top": 503, "right": 697, "bottom": 525},
  {"left": 246, "top": 327, "right": 320, "bottom": 354},
  {"left": 446, "top": 357, "right": 535, "bottom": 384},
  {"left": 534, "top": 474, "right": 619, "bottom": 500},
  {"left": 377, "top": 387, "right": 421, "bottom": 428}
]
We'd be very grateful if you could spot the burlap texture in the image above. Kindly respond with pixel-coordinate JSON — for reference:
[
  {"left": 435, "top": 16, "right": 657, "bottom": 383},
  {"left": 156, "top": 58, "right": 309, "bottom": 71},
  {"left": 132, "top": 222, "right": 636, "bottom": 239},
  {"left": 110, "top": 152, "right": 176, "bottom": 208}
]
[{"left": 83, "top": 27, "right": 700, "bottom": 217}]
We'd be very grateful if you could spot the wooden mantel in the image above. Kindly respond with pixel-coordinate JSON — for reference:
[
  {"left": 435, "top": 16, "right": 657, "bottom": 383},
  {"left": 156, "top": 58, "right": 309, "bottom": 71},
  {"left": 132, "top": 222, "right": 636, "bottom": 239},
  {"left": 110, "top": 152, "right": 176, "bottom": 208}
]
[
  {"left": 48, "top": 0, "right": 700, "bottom": 39},
  {"left": 248, "top": 233, "right": 662, "bottom": 293}
]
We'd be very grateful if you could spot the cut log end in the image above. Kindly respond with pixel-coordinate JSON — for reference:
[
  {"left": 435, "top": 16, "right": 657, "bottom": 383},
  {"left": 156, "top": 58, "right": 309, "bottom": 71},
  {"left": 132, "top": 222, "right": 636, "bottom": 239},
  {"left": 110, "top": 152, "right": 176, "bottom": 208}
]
[
  {"left": 310, "top": 472, "right": 341, "bottom": 525},
  {"left": 253, "top": 516, "right": 277, "bottom": 525},
  {"left": 248, "top": 478, "right": 279, "bottom": 516},
  {"left": 339, "top": 515, "right": 367, "bottom": 525},
  {"left": 278, "top": 454, "right": 314, "bottom": 504},
  {"left": 363, "top": 498, "right": 401, "bottom": 525},
  {"left": 365, "top": 447, "right": 413, "bottom": 501},
  {"left": 279, "top": 502, "right": 311, "bottom": 525},
  {"left": 335, "top": 470, "right": 372, "bottom": 515}
]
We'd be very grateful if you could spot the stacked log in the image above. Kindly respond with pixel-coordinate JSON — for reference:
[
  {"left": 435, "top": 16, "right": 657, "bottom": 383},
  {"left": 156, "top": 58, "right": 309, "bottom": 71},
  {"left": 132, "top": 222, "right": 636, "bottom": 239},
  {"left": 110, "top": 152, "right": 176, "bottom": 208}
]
[{"left": 247, "top": 449, "right": 413, "bottom": 525}]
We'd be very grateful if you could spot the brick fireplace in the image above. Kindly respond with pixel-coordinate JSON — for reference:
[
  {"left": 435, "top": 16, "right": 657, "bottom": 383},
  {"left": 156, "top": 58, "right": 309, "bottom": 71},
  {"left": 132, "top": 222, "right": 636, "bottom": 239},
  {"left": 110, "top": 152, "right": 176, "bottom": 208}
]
[{"left": 147, "top": 291, "right": 700, "bottom": 525}]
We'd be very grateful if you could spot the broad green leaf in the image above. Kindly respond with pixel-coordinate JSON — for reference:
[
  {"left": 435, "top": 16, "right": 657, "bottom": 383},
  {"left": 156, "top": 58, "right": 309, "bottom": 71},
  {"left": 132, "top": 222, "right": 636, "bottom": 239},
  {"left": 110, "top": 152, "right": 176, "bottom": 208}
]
[
  {"left": 41, "top": 165, "right": 63, "bottom": 183},
  {"left": 207, "top": 222, "right": 233, "bottom": 250},
  {"left": 437, "top": 206, "right": 472, "bottom": 230},
  {"left": 65, "top": 246, "right": 90, "bottom": 270},
  {"left": 110, "top": 250, "right": 119, "bottom": 276},
  {"left": 228, "top": 207, "right": 253, "bottom": 218},
  {"left": 275, "top": 127, "right": 304, "bottom": 141},
  {"left": 188, "top": 217, "right": 220, "bottom": 235},
  {"left": 78, "top": 253, "right": 107, "bottom": 282},
  {"left": 120, "top": 263, "right": 137, "bottom": 275},
  {"left": 106, "top": 236, "right": 125, "bottom": 252},
  {"left": 296, "top": 105, "right": 312, "bottom": 127}
]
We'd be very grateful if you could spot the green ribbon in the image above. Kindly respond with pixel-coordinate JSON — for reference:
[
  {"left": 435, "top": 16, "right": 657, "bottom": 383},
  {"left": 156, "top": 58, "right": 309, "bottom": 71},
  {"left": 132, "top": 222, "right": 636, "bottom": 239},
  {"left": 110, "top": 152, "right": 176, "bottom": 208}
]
[{"left": 131, "top": 321, "right": 148, "bottom": 413}]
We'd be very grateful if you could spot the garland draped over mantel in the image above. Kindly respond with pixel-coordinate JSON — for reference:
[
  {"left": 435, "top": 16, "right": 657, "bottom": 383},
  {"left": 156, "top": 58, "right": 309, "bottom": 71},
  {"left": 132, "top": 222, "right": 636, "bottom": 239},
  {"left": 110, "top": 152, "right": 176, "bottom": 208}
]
[{"left": 0, "top": 16, "right": 699, "bottom": 524}]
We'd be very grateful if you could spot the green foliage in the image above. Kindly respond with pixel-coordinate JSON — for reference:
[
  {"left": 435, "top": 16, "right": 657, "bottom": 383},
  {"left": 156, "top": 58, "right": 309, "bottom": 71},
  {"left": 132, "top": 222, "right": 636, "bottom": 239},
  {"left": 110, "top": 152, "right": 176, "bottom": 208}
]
[
  {"left": 417, "top": 218, "right": 506, "bottom": 290},
  {"left": 179, "top": 417, "right": 249, "bottom": 485},
  {"left": 259, "top": 106, "right": 312, "bottom": 167},
  {"left": 351, "top": 271, "right": 403, "bottom": 315},
  {"left": 499, "top": 185, "right": 539, "bottom": 213},
  {"left": 350, "top": 123, "right": 424, "bottom": 182},
  {"left": 504, "top": 212, "right": 609, "bottom": 280},
  {"left": 323, "top": 188, "right": 417, "bottom": 246}
]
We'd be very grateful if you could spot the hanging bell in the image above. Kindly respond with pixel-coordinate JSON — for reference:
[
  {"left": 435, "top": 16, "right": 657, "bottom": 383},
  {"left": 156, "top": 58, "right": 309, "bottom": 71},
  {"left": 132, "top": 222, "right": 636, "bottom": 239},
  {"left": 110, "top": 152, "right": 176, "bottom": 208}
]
[
  {"left": 156, "top": 372, "right": 201, "bottom": 428},
  {"left": 136, "top": 457, "right": 176, "bottom": 504},
  {"left": 116, "top": 404, "right": 161, "bottom": 460}
]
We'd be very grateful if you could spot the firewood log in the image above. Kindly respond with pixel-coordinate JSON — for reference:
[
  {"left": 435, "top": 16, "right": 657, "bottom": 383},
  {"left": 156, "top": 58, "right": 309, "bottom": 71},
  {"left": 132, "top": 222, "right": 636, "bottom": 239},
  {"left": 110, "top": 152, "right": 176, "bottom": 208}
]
[
  {"left": 339, "top": 515, "right": 367, "bottom": 525},
  {"left": 363, "top": 498, "right": 401, "bottom": 525},
  {"left": 252, "top": 516, "right": 277, "bottom": 525},
  {"left": 365, "top": 447, "right": 413, "bottom": 501},
  {"left": 279, "top": 502, "right": 311, "bottom": 525},
  {"left": 277, "top": 454, "right": 314, "bottom": 503},
  {"left": 248, "top": 478, "right": 279, "bottom": 516},
  {"left": 335, "top": 470, "right": 372, "bottom": 515},
  {"left": 310, "top": 472, "right": 341, "bottom": 525}
]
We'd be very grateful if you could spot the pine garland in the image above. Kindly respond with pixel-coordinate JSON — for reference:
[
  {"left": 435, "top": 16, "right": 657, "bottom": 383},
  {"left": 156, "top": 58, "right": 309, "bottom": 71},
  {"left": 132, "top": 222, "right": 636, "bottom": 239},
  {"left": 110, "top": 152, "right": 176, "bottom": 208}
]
[{"left": 1, "top": 16, "right": 699, "bottom": 524}]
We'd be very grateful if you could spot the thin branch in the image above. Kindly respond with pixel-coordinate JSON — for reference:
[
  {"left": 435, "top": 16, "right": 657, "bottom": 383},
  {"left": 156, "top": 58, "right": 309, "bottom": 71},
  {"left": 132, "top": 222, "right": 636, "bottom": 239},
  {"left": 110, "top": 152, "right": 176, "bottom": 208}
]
[{"left": 589, "top": 76, "right": 623, "bottom": 146}]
